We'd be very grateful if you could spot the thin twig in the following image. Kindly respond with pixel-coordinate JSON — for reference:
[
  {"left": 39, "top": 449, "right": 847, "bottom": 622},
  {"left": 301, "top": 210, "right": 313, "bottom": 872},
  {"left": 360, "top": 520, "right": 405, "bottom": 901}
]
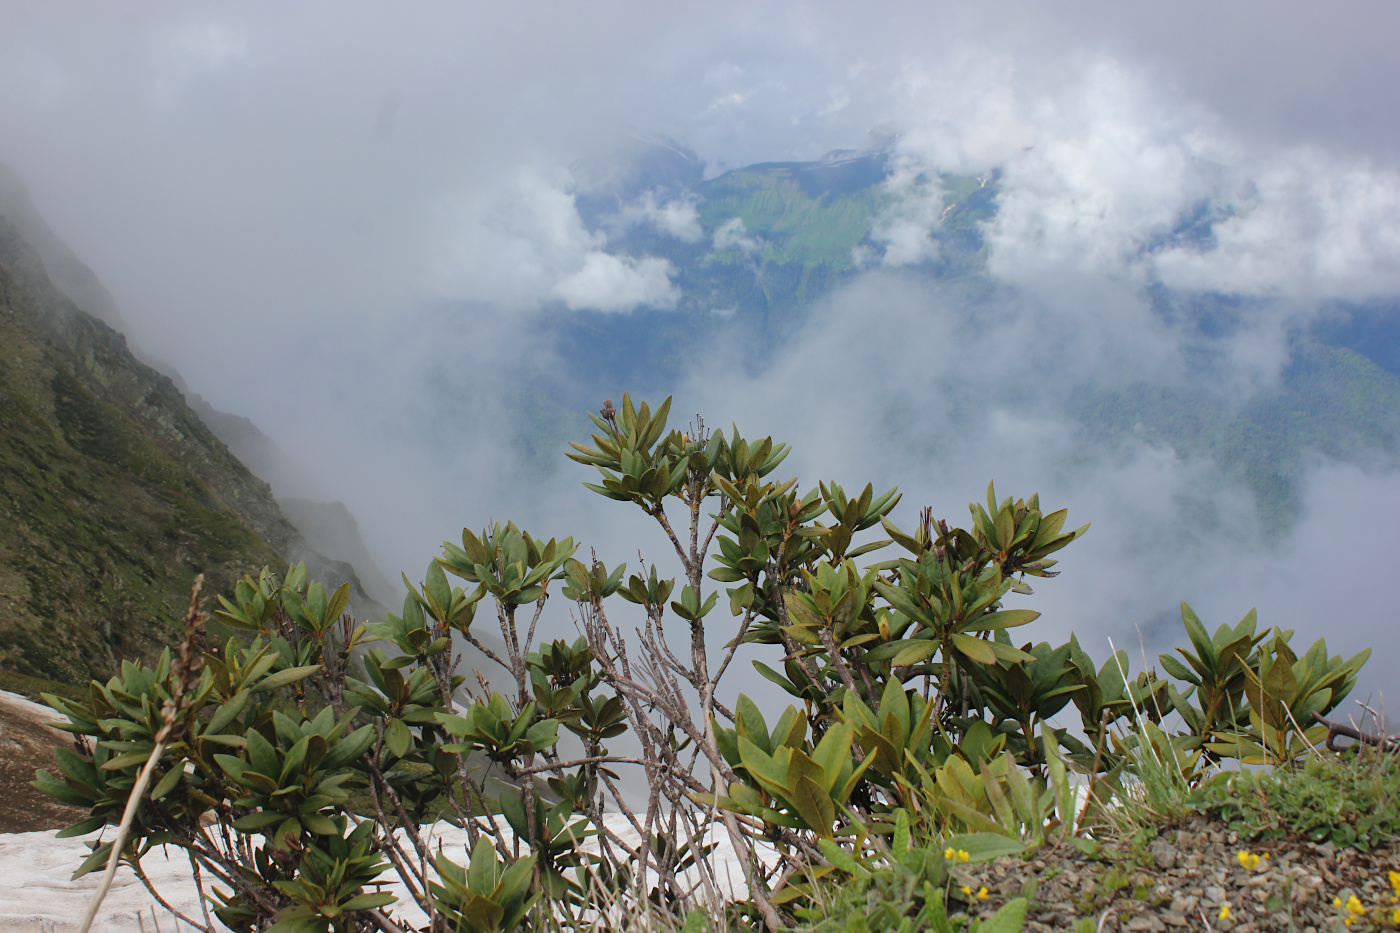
[{"left": 1312, "top": 712, "right": 1400, "bottom": 752}]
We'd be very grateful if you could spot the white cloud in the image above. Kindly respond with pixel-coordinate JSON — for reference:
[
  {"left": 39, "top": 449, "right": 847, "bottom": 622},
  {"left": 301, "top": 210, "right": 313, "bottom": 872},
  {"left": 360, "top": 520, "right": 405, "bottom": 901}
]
[
  {"left": 429, "top": 169, "right": 604, "bottom": 309},
  {"left": 431, "top": 172, "right": 685, "bottom": 313},
  {"left": 553, "top": 251, "right": 679, "bottom": 312},
  {"left": 158, "top": 22, "right": 248, "bottom": 71},
  {"left": 868, "top": 152, "right": 946, "bottom": 266},
  {"left": 605, "top": 190, "right": 705, "bottom": 242},
  {"left": 875, "top": 55, "right": 1400, "bottom": 306},
  {"left": 625, "top": 191, "right": 704, "bottom": 242},
  {"left": 148, "top": 21, "right": 249, "bottom": 105},
  {"left": 975, "top": 60, "right": 1208, "bottom": 283},
  {"left": 712, "top": 217, "right": 758, "bottom": 252},
  {"left": 1153, "top": 150, "right": 1400, "bottom": 301}
]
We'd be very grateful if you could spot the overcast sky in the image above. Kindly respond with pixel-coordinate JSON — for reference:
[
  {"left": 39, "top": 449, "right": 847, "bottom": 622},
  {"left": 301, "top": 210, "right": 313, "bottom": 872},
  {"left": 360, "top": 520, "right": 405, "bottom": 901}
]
[{"left": 4, "top": 1, "right": 1400, "bottom": 711}]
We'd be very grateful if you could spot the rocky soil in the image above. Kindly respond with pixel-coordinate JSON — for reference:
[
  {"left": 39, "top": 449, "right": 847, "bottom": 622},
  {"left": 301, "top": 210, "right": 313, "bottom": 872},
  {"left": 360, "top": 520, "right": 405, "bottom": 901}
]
[{"left": 955, "top": 819, "right": 1400, "bottom": 932}]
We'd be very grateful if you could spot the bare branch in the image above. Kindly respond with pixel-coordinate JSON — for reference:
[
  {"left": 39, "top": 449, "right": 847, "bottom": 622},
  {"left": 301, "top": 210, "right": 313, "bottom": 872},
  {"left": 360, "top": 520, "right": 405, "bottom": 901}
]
[{"left": 1312, "top": 712, "right": 1400, "bottom": 752}]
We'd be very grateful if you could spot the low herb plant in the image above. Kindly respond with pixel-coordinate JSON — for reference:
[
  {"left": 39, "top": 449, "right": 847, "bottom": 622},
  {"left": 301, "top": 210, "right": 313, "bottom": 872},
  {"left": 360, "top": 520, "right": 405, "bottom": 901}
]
[{"left": 1193, "top": 749, "right": 1400, "bottom": 851}]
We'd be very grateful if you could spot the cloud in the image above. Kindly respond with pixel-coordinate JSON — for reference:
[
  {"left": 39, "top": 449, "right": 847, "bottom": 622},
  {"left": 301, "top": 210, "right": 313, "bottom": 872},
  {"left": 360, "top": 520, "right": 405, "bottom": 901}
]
[
  {"left": 552, "top": 251, "right": 679, "bottom": 312},
  {"left": 1153, "top": 150, "right": 1400, "bottom": 301},
  {"left": 5, "top": 0, "right": 1400, "bottom": 705},
  {"left": 430, "top": 170, "right": 681, "bottom": 313},
  {"left": 868, "top": 152, "right": 948, "bottom": 266},
  {"left": 429, "top": 169, "right": 603, "bottom": 309},
  {"left": 613, "top": 191, "right": 705, "bottom": 242},
  {"left": 712, "top": 217, "right": 757, "bottom": 252}
]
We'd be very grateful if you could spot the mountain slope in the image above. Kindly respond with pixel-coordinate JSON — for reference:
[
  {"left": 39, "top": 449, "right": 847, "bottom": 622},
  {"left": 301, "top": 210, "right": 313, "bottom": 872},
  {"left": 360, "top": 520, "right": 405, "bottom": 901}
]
[{"left": 0, "top": 167, "right": 384, "bottom": 683}]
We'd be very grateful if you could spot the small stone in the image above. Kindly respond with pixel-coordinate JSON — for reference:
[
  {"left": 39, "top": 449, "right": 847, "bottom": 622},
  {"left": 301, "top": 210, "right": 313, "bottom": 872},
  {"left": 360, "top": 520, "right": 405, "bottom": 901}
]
[
  {"left": 1162, "top": 912, "right": 1188, "bottom": 928},
  {"left": 1204, "top": 885, "right": 1226, "bottom": 903},
  {"left": 1150, "top": 840, "right": 1178, "bottom": 870},
  {"left": 1184, "top": 854, "right": 1202, "bottom": 870}
]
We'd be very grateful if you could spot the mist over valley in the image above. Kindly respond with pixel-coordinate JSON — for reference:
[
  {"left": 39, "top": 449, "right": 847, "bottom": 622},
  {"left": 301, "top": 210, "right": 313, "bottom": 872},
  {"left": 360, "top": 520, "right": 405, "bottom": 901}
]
[{"left": 2, "top": 1, "right": 1399, "bottom": 713}]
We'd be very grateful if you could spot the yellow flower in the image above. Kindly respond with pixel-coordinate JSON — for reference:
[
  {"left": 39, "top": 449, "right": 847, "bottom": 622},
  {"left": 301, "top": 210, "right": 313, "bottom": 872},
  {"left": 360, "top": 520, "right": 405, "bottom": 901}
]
[
  {"left": 1235, "top": 850, "right": 1268, "bottom": 871},
  {"left": 1218, "top": 904, "right": 1230, "bottom": 920},
  {"left": 1393, "top": 907, "right": 1400, "bottom": 925},
  {"left": 961, "top": 885, "right": 972, "bottom": 897},
  {"left": 1334, "top": 897, "right": 1344, "bottom": 907},
  {"left": 1347, "top": 895, "right": 1365, "bottom": 916},
  {"left": 976, "top": 887, "right": 989, "bottom": 900},
  {"left": 944, "top": 847, "right": 971, "bottom": 863},
  {"left": 1391, "top": 869, "right": 1400, "bottom": 899}
]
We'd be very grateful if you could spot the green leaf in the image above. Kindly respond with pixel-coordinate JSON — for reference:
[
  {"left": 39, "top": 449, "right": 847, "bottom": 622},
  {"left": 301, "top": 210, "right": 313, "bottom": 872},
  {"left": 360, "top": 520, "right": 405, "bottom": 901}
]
[
  {"left": 341, "top": 893, "right": 397, "bottom": 911},
  {"left": 1158, "top": 653, "right": 1199, "bottom": 686},
  {"left": 206, "top": 690, "right": 251, "bottom": 735},
  {"left": 944, "top": 832, "right": 1027, "bottom": 863},
  {"left": 979, "top": 897, "right": 1029, "bottom": 933},
  {"left": 385, "top": 719, "right": 413, "bottom": 759},
  {"left": 151, "top": 764, "right": 185, "bottom": 801},
  {"left": 810, "top": 722, "right": 854, "bottom": 791},
  {"left": 322, "top": 724, "right": 375, "bottom": 770},
  {"left": 736, "top": 736, "right": 787, "bottom": 798},
  {"left": 892, "top": 809, "right": 910, "bottom": 860},
  {"left": 789, "top": 773, "right": 835, "bottom": 836},
  {"left": 233, "top": 811, "right": 285, "bottom": 831},
  {"left": 325, "top": 582, "right": 351, "bottom": 627},
  {"left": 872, "top": 580, "right": 929, "bottom": 625},
  {"left": 524, "top": 718, "right": 559, "bottom": 751},
  {"left": 55, "top": 817, "right": 106, "bottom": 838},
  {"left": 72, "top": 841, "right": 114, "bottom": 880},
  {"left": 817, "top": 837, "right": 862, "bottom": 875},
  {"left": 985, "top": 639, "right": 1037, "bottom": 665},
  {"left": 254, "top": 665, "right": 323, "bottom": 693},
  {"left": 890, "top": 640, "right": 940, "bottom": 668},
  {"left": 975, "top": 609, "right": 1040, "bottom": 630},
  {"left": 101, "top": 750, "right": 155, "bottom": 771},
  {"left": 951, "top": 632, "right": 997, "bottom": 666},
  {"left": 751, "top": 662, "right": 802, "bottom": 698}
]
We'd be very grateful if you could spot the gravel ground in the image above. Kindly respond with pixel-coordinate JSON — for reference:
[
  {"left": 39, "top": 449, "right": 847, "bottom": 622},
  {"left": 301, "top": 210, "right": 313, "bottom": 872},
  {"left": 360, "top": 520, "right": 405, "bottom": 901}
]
[{"left": 952, "top": 817, "right": 1400, "bottom": 932}]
